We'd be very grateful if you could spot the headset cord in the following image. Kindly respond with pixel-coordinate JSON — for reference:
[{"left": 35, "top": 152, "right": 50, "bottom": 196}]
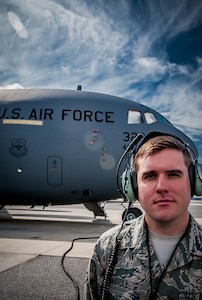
[
  {"left": 101, "top": 200, "right": 134, "bottom": 300},
  {"left": 101, "top": 236, "right": 121, "bottom": 300},
  {"left": 61, "top": 236, "right": 99, "bottom": 300}
]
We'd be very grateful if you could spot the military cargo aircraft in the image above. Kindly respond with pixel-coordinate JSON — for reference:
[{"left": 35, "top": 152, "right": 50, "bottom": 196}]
[{"left": 0, "top": 88, "right": 199, "bottom": 218}]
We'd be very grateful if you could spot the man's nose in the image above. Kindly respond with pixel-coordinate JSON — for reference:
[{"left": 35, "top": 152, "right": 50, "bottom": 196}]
[{"left": 156, "top": 175, "right": 169, "bottom": 193}]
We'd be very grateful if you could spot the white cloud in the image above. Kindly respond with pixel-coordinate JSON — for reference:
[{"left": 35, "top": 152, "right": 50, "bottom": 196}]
[
  {"left": 8, "top": 11, "right": 28, "bottom": 39},
  {"left": 136, "top": 57, "right": 165, "bottom": 73},
  {"left": 0, "top": 83, "right": 24, "bottom": 89}
]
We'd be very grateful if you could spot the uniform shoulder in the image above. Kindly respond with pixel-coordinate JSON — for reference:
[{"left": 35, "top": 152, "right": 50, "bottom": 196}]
[{"left": 96, "top": 215, "right": 144, "bottom": 246}]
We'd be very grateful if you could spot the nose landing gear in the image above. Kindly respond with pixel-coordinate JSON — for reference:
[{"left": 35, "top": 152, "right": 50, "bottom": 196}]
[{"left": 122, "top": 207, "right": 142, "bottom": 221}]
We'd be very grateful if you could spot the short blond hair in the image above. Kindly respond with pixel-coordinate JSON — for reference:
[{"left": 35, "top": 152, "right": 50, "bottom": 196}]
[{"left": 134, "top": 135, "right": 193, "bottom": 172}]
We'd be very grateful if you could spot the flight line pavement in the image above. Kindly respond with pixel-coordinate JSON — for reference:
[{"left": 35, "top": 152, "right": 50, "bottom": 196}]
[
  {"left": 0, "top": 199, "right": 201, "bottom": 300},
  {"left": 0, "top": 200, "right": 123, "bottom": 300}
]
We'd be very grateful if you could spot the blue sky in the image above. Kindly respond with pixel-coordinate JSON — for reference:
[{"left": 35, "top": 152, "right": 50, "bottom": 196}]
[{"left": 0, "top": 0, "right": 202, "bottom": 160}]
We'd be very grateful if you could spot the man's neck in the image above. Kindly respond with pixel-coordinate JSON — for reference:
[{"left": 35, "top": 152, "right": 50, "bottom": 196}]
[{"left": 145, "top": 213, "right": 190, "bottom": 236}]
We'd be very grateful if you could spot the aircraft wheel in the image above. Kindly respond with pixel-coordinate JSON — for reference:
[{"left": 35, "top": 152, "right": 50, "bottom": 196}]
[{"left": 122, "top": 207, "right": 142, "bottom": 221}]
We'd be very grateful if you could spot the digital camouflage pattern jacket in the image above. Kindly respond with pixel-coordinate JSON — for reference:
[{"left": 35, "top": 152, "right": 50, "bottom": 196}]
[{"left": 85, "top": 214, "right": 202, "bottom": 300}]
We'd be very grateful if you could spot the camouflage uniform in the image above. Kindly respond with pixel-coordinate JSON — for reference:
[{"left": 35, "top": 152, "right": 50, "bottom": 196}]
[{"left": 85, "top": 214, "right": 202, "bottom": 299}]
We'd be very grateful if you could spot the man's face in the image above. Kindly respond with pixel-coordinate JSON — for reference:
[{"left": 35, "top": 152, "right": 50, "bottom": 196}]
[{"left": 136, "top": 148, "right": 191, "bottom": 229}]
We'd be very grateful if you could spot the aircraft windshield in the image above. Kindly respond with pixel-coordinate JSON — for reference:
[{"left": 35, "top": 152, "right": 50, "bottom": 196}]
[
  {"left": 127, "top": 110, "right": 142, "bottom": 124},
  {"left": 127, "top": 109, "right": 171, "bottom": 125},
  {"left": 144, "top": 112, "right": 157, "bottom": 124}
]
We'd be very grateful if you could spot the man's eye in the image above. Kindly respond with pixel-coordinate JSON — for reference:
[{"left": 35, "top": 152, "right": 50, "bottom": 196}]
[
  {"left": 168, "top": 172, "right": 181, "bottom": 177},
  {"left": 144, "top": 173, "right": 156, "bottom": 179}
]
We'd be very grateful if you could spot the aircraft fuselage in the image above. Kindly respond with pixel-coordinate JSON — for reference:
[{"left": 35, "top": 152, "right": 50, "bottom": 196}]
[{"left": 0, "top": 89, "right": 198, "bottom": 207}]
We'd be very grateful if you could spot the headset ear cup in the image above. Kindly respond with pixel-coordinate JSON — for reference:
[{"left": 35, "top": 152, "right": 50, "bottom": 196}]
[
  {"left": 132, "top": 170, "right": 138, "bottom": 199},
  {"left": 121, "top": 168, "right": 137, "bottom": 202},
  {"left": 188, "top": 163, "right": 202, "bottom": 197},
  {"left": 188, "top": 163, "right": 195, "bottom": 197},
  {"left": 195, "top": 163, "right": 202, "bottom": 196}
]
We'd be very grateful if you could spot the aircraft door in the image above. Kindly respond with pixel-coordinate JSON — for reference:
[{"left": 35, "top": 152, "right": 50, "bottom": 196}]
[{"left": 47, "top": 156, "right": 62, "bottom": 186}]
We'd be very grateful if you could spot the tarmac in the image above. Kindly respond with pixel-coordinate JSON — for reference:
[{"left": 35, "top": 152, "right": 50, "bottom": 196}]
[
  {"left": 0, "top": 201, "right": 122, "bottom": 300},
  {"left": 0, "top": 199, "right": 201, "bottom": 300}
]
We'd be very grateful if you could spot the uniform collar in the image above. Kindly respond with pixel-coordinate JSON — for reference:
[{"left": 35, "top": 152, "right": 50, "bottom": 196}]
[{"left": 119, "top": 214, "right": 202, "bottom": 269}]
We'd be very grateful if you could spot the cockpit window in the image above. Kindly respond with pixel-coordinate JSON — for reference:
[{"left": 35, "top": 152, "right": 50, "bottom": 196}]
[
  {"left": 144, "top": 112, "right": 157, "bottom": 124},
  {"left": 128, "top": 109, "right": 171, "bottom": 125},
  {"left": 127, "top": 110, "right": 142, "bottom": 124}
]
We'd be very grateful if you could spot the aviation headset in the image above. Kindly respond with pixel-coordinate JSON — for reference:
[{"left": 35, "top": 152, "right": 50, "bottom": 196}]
[{"left": 120, "top": 131, "right": 202, "bottom": 202}]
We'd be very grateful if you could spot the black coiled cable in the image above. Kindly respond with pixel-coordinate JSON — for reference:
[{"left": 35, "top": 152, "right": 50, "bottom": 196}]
[{"left": 101, "top": 237, "right": 121, "bottom": 300}]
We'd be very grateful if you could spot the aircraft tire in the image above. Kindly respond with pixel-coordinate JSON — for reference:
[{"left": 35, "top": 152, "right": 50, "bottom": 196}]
[{"left": 122, "top": 207, "right": 142, "bottom": 221}]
